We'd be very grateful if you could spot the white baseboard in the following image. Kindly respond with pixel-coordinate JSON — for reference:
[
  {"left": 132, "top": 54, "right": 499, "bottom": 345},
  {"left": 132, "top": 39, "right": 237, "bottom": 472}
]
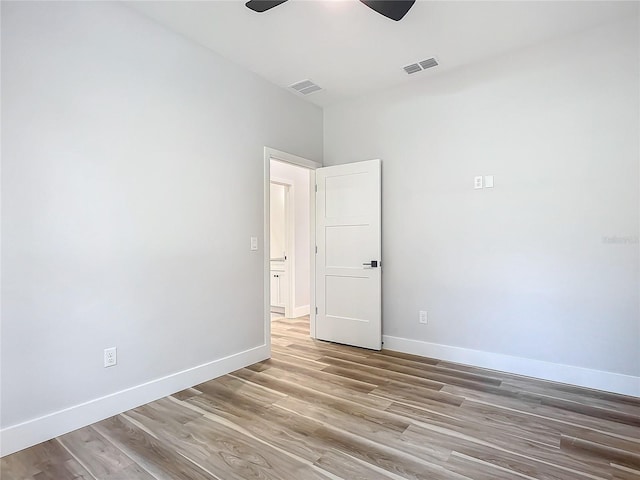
[
  {"left": 382, "top": 335, "right": 640, "bottom": 398},
  {"left": 293, "top": 305, "right": 310, "bottom": 318},
  {"left": 0, "top": 344, "right": 269, "bottom": 457}
]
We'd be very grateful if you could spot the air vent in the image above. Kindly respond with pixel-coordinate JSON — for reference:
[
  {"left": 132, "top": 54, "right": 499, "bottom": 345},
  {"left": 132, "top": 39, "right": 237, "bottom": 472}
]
[
  {"left": 419, "top": 58, "right": 439, "bottom": 70},
  {"left": 403, "top": 57, "right": 439, "bottom": 75},
  {"left": 289, "top": 79, "right": 322, "bottom": 95},
  {"left": 403, "top": 63, "right": 422, "bottom": 75}
]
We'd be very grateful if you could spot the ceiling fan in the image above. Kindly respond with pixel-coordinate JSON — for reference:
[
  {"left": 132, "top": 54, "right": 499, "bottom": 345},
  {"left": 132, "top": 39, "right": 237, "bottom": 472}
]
[{"left": 245, "top": 0, "right": 416, "bottom": 22}]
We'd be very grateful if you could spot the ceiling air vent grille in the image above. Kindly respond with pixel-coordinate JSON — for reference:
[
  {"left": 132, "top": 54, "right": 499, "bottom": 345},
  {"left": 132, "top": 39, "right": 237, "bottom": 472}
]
[
  {"left": 403, "top": 63, "right": 422, "bottom": 75},
  {"left": 289, "top": 79, "right": 322, "bottom": 95},
  {"left": 419, "top": 58, "right": 439, "bottom": 70},
  {"left": 403, "top": 57, "right": 439, "bottom": 75}
]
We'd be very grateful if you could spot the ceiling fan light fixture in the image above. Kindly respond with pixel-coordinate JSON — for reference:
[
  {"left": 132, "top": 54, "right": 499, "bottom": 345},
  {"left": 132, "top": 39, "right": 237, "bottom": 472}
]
[
  {"left": 359, "top": 0, "right": 416, "bottom": 21},
  {"left": 246, "top": 0, "right": 416, "bottom": 21},
  {"left": 245, "top": 0, "right": 288, "bottom": 13}
]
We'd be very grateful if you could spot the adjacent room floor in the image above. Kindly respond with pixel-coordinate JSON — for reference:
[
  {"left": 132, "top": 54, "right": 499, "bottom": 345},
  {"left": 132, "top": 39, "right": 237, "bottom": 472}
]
[{"left": 2, "top": 316, "right": 639, "bottom": 479}]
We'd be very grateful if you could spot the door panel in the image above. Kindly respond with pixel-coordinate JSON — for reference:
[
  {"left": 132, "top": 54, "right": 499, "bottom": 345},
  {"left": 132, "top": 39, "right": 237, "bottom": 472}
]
[
  {"left": 325, "top": 172, "right": 369, "bottom": 218},
  {"left": 325, "top": 226, "right": 370, "bottom": 268},
  {"left": 316, "top": 159, "right": 381, "bottom": 350}
]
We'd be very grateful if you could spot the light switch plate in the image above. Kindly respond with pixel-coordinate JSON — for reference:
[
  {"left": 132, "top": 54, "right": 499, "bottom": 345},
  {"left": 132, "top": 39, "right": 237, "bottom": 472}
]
[
  {"left": 474, "top": 176, "right": 483, "bottom": 189},
  {"left": 484, "top": 175, "right": 494, "bottom": 188},
  {"left": 250, "top": 236, "right": 258, "bottom": 251}
]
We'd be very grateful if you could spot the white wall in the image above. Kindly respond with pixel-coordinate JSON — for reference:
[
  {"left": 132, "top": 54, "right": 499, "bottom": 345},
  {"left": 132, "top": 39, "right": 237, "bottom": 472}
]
[
  {"left": 324, "top": 17, "right": 640, "bottom": 394},
  {"left": 270, "top": 183, "right": 287, "bottom": 260},
  {"left": 271, "top": 160, "right": 311, "bottom": 315},
  {"left": 0, "top": 1, "right": 322, "bottom": 454}
]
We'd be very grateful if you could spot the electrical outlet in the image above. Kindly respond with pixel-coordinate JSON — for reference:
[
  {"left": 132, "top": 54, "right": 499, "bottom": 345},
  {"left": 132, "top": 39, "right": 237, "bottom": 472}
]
[
  {"left": 419, "top": 311, "right": 428, "bottom": 324},
  {"left": 104, "top": 347, "right": 117, "bottom": 367}
]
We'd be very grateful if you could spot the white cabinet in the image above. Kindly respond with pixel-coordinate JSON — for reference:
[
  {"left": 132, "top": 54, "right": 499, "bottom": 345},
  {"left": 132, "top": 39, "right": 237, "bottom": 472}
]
[
  {"left": 270, "top": 260, "right": 287, "bottom": 312},
  {"left": 270, "top": 271, "right": 287, "bottom": 309}
]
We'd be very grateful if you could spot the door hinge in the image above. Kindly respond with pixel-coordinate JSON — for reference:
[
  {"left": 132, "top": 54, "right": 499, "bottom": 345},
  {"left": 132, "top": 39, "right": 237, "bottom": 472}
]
[
  {"left": 315, "top": 184, "right": 318, "bottom": 193},
  {"left": 315, "top": 245, "right": 318, "bottom": 254},
  {"left": 315, "top": 306, "right": 318, "bottom": 314}
]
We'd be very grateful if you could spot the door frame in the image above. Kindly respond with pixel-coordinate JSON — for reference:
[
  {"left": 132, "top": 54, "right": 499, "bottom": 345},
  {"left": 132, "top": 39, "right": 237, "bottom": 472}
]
[{"left": 263, "top": 147, "right": 321, "bottom": 350}]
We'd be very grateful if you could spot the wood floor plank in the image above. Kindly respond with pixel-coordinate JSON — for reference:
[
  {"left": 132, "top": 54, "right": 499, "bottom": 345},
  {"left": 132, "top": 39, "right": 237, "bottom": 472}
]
[
  {"left": 260, "top": 366, "right": 391, "bottom": 409},
  {"left": 502, "top": 380, "right": 640, "bottom": 417},
  {"left": 204, "top": 373, "right": 288, "bottom": 405},
  {"left": 322, "top": 364, "right": 444, "bottom": 391},
  {"left": 437, "top": 360, "right": 640, "bottom": 410},
  {"left": 444, "top": 451, "right": 538, "bottom": 480},
  {"left": 233, "top": 367, "right": 403, "bottom": 427},
  {"left": 93, "top": 415, "right": 216, "bottom": 480},
  {"left": 259, "top": 355, "right": 379, "bottom": 393},
  {"left": 57, "top": 427, "right": 137, "bottom": 479},
  {"left": 409, "top": 422, "right": 610, "bottom": 480},
  {"left": 319, "top": 355, "right": 446, "bottom": 390},
  {"left": 278, "top": 335, "right": 375, "bottom": 362},
  {"left": 30, "top": 459, "right": 94, "bottom": 480},
  {"left": 387, "top": 401, "right": 561, "bottom": 449},
  {"left": 533, "top": 394, "right": 640, "bottom": 428},
  {"left": 269, "top": 336, "right": 293, "bottom": 347},
  {"left": 335, "top": 354, "right": 503, "bottom": 388},
  {"left": 171, "top": 387, "right": 202, "bottom": 401},
  {"left": 275, "top": 394, "right": 409, "bottom": 437},
  {"left": 184, "top": 395, "right": 329, "bottom": 464},
  {"left": 560, "top": 435, "right": 640, "bottom": 470},
  {"left": 129, "top": 401, "right": 335, "bottom": 480},
  {"left": 1, "top": 440, "right": 94, "bottom": 480},
  {"left": 387, "top": 399, "right": 615, "bottom": 479},
  {"left": 314, "top": 450, "right": 406, "bottom": 480},
  {"left": 441, "top": 384, "right": 640, "bottom": 440},
  {"left": 100, "top": 463, "right": 157, "bottom": 480},
  {"left": 271, "top": 343, "right": 326, "bottom": 361},
  {"left": 288, "top": 335, "right": 376, "bottom": 358},
  {"left": 256, "top": 349, "right": 331, "bottom": 371},
  {"left": 273, "top": 397, "right": 468, "bottom": 474},
  {"left": 610, "top": 464, "right": 640, "bottom": 480},
  {"left": 232, "top": 366, "right": 393, "bottom": 410},
  {"left": 379, "top": 349, "right": 441, "bottom": 365},
  {"left": 3, "top": 316, "right": 639, "bottom": 480},
  {"left": 373, "top": 353, "right": 504, "bottom": 386},
  {"left": 370, "top": 380, "right": 465, "bottom": 410},
  {"left": 311, "top": 425, "right": 469, "bottom": 480}
]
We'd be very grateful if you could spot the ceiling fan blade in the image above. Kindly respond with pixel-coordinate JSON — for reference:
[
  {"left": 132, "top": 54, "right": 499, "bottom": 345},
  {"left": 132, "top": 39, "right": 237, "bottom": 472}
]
[
  {"left": 359, "top": 0, "right": 415, "bottom": 21},
  {"left": 245, "top": 0, "right": 288, "bottom": 13}
]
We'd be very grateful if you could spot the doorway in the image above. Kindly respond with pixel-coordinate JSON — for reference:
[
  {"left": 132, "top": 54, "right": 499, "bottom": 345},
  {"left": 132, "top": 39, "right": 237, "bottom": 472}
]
[
  {"left": 269, "top": 160, "right": 310, "bottom": 320},
  {"left": 263, "top": 148, "right": 321, "bottom": 348}
]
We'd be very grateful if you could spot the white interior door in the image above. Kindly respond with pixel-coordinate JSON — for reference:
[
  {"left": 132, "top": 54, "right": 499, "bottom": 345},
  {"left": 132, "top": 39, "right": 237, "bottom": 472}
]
[{"left": 315, "top": 159, "right": 381, "bottom": 350}]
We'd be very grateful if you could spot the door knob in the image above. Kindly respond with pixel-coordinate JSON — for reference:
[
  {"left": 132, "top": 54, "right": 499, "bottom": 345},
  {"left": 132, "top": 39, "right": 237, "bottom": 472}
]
[{"left": 362, "top": 260, "right": 378, "bottom": 268}]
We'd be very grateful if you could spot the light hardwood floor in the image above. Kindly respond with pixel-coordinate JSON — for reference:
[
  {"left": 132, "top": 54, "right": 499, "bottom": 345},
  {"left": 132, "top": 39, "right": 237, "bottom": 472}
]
[{"left": 2, "top": 316, "right": 639, "bottom": 479}]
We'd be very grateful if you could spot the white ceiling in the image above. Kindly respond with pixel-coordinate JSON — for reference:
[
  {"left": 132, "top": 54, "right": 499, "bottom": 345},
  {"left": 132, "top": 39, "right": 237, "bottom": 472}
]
[{"left": 126, "top": 0, "right": 637, "bottom": 107}]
